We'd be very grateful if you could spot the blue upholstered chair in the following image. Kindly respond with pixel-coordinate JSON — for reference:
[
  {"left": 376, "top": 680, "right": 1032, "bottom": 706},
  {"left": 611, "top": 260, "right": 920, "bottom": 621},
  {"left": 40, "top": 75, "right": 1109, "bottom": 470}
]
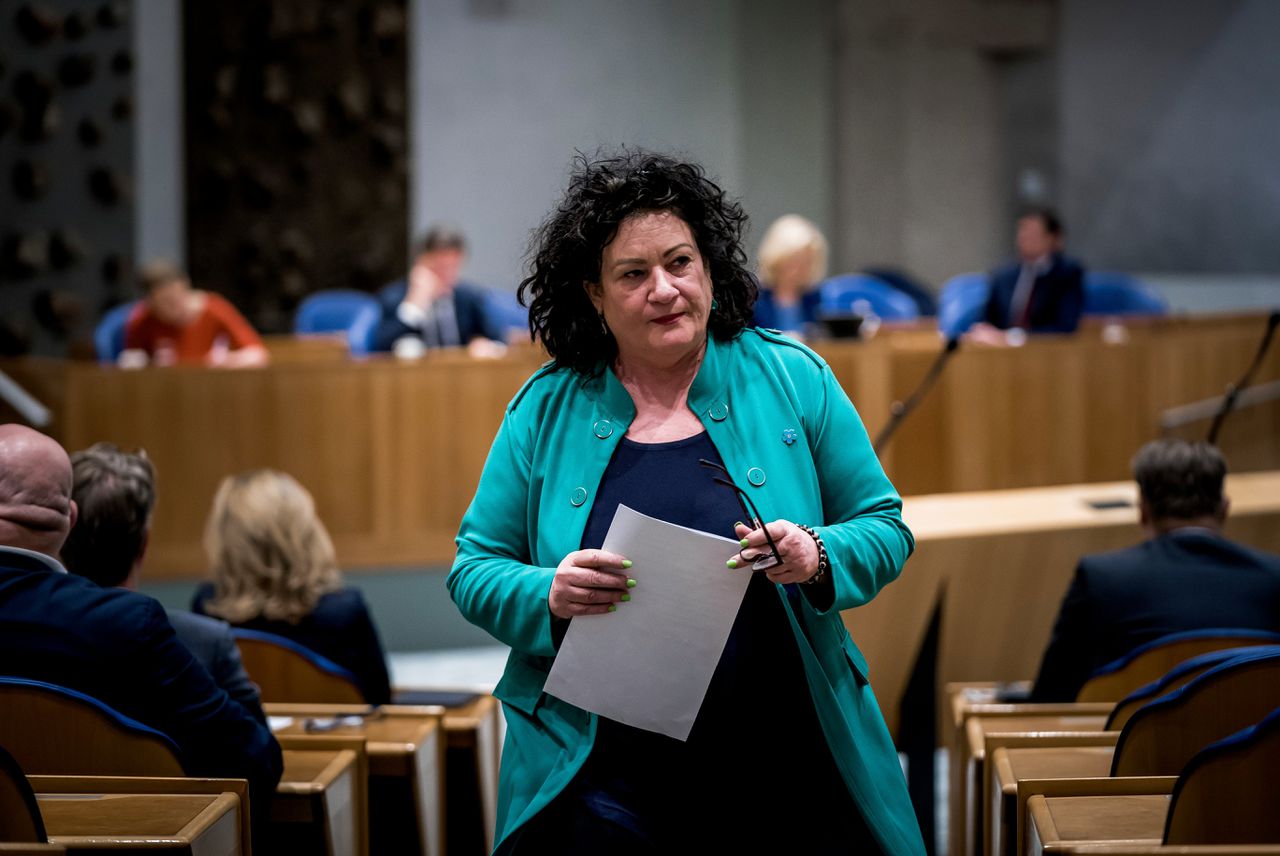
[
  {"left": 1078, "top": 627, "right": 1280, "bottom": 702},
  {"left": 294, "top": 290, "right": 382, "bottom": 356},
  {"left": 818, "top": 273, "right": 920, "bottom": 321},
  {"left": 1106, "top": 645, "right": 1280, "bottom": 732},
  {"left": 1165, "top": 704, "right": 1280, "bottom": 844},
  {"left": 484, "top": 288, "right": 529, "bottom": 339},
  {"left": 0, "top": 676, "right": 186, "bottom": 776},
  {"left": 1083, "top": 272, "right": 1168, "bottom": 316},
  {"left": 1110, "top": 647, "right": 1280, "bottom": 777},
  {"left": 93, "top": 301, "right": 137, "bottom": 364},
  {"left": 230, "top": 628, "right": 366, "bottom": 704},
  {"left": 937, "top": 272, "right": 990, "bottom": 338}
]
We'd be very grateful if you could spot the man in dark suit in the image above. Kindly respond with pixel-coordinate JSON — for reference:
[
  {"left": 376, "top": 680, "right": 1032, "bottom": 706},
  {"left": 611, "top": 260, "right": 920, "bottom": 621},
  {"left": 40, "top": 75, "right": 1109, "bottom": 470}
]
[
  {"left": 371, "top": 224, "right": 507, "bottom": 355},
  {"left": 970, "top": 208, "right": 1085, "bottom": 344},
  {"left": 1031, "top": 439, "right": 1280, "bottom": 702},
  {"left": 60, "top": 442, "right": 266, "bottom": 722},
  {"left": 0, "top": 425, "right": 281, "bottom": 801}
]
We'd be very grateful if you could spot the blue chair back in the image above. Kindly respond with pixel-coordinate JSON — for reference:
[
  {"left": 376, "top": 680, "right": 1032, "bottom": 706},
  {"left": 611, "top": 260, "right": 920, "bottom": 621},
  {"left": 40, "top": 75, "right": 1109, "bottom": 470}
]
[
  {"left": 1107, "top": 645, "right": 1280, "bottom": 731},
  {"left": 94, "top": 301, "right": 137, "bottom": 363},
  {"left": 484, "top": 288, "right": 529, "bottom": 337},
  {"left": 1083, "top": 272, "right": 1168, "bottom": 316},
  {"left": 230, "top": 628, "right": 366, "bottom": 703},
  {"left": 937, "top": 272, "right": 989, "bottom": 338},
  {"left": 1111, "top": 647, "right": 1280, "bottom": 777},
  {"left": 1165, "top": 704, "right": 1280, "bottom": 844},
  {"left": 818, "top": 273, "right": 919, "bottom": 321},
  {"left": 294, "top": 290, "right": 382, "bottom": 356},
  {"left": 0, "top": 676, "right": 186, "bottom": 775}
]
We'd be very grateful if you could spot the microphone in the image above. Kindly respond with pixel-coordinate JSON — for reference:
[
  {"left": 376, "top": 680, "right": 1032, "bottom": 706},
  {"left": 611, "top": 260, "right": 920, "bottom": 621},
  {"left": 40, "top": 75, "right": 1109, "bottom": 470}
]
[
  {"left": 874, "top": 335, "right": 960, "bottom": 455},
  {"left": 1207, "top": 310, "right": 1280, "bottom": 445}
]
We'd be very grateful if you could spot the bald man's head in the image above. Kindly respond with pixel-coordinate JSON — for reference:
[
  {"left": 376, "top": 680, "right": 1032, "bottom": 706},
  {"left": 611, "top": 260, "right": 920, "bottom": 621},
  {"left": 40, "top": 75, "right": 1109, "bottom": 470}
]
[{"left": 0, "top": 424, "right": 78, "bottom": 558}]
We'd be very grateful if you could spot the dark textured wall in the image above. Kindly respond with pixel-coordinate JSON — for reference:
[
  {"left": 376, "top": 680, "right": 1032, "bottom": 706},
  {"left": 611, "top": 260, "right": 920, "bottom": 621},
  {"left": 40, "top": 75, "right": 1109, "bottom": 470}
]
[
  {"left": 0, "top": 1, "right": 135, "bottom": 357},
  {"left": 183, "top": 1, "right": 408, "bottom": 334}
]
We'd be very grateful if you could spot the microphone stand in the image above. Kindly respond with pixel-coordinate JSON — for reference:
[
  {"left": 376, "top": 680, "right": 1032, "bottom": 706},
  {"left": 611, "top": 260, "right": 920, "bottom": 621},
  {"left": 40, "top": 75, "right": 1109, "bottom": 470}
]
[
  {"left": 874, "top": 336, "right": 960, "bottom": 455},
  {"left": 0, "top": 370, "right": 52, "bottom": 427},
  {"left": 1207, "top": 310, "right": 1280, "bottom": 444}
]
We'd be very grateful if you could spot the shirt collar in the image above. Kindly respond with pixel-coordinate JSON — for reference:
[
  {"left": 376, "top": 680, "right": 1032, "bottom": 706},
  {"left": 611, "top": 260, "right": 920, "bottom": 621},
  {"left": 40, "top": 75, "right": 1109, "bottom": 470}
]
[{"left": 0, "top": 545, "right": 69, "bottom": 574}]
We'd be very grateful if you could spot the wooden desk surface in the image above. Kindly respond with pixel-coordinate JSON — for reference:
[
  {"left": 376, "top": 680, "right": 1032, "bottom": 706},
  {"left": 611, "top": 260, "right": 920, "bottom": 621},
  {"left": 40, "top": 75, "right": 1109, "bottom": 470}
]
[
  {"left": 277, "top": 748, "right": 357, "bottom": 795},
  {"left": 994, "top": 747, "right": 1116, "bottom": 795},
  {"left": 968, "top": 716, "right": 1110, "bottom": 761},
  {"left": 39, "top": 791, "right": 241, "bottom": 849},
  {"left": 1028, "top": 794, "right": 1169, "bottom": 853}
]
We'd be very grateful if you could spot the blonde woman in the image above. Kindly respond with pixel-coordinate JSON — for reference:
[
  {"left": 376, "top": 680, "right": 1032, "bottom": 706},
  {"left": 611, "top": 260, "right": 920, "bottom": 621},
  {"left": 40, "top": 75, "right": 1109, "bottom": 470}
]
[
  {"left": 193, "top": 470, "right": 391, "bottom": 704},
  {"left": 754, "top": 213, "right": 829, "bottom": 335}
]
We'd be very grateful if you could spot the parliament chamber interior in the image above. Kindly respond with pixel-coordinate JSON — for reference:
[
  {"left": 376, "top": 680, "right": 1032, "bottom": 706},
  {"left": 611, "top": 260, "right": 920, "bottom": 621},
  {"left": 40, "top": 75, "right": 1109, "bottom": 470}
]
[{"left": 1, "top": 1, "right": 1278, "bottom": 854}]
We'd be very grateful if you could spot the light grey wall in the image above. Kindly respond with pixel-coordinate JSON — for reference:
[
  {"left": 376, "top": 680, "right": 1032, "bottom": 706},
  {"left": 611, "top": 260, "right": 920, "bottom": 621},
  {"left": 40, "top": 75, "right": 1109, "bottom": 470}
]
[
  {"left": 1059, "top": 0, "right": 1280, "bottom": 273},
  {"left": 735, "top": 0, "right": 838, "bottom": 255},
  {"left": 408, "top": 0, "right": 836, "bottom": 288},
  {"left": 133, "top": 0, "right": 184, "bottom": 267}
]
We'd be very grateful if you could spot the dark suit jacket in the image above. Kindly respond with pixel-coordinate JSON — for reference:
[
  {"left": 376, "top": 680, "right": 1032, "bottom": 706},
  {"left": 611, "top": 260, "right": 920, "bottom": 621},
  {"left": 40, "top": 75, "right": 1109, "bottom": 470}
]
[
  {"left": 1031, "top": 530, "right": 1280, "bottom": 702},
  {"left": 371, "top": 279, "right": 504, "bottom": 352},
  {"left": 0, "top": 548, "right": 282, "bottom": 796},
  {"left": 167, "top": 610, "right": 266, "bottom": 723},
  {"left": 193, "top": 585, "right": 392, "bottom": 705},
  {"left": 984, "top": 253, "right": 1085, "bottom": 333}
]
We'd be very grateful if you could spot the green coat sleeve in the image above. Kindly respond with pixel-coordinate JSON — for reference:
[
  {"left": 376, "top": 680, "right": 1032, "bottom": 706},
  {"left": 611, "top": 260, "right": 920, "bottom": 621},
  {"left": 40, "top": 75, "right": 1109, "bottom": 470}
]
[
  {"left": 809, "top": 364, "right": 915, "bottom": 614},
  {"left": 448, "top": 410, "right": 559, "bottom": 657}
]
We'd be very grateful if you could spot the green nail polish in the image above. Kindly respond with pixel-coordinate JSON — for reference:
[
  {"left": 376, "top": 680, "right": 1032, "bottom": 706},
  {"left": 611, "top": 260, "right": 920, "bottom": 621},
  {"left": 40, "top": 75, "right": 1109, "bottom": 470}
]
[
  {"left": 735, "top": 521, "right": 745, "bottom": 529},
  {"left": 727, "top": 559, "right": 738, "bottom": 569},
  {"left": 739, "top": 538, "right": 750, "bottom": 548},
  {"left": 626, "top": 578, "right": 637, "bottom": 588},
  {"left": 621, "top": 594, "right": 631, "bottom": 602},
  {"left": 621, "top": 559, "right": 633, "bottom": 569},
  {"left": 608, "top": 604, "right": 617, "bottom": 613}
]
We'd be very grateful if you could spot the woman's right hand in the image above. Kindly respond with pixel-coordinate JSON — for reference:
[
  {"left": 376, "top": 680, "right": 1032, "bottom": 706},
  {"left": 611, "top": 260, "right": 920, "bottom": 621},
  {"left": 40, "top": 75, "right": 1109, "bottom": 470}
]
[{"left": 548, "top": 549, "right": 634, "bottom": 619}]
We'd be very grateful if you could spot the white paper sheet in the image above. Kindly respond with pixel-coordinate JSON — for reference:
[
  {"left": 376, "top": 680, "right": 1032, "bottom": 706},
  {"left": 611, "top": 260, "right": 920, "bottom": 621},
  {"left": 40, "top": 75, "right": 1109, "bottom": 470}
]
[{"left": 542, "top": 504, "right": 752, "bottom": 740}]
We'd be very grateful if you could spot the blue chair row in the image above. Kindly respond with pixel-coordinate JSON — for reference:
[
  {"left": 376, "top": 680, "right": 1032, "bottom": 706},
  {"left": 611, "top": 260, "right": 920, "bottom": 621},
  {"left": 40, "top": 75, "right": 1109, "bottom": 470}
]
[
  {"left": 94, "top": 286, "right": 531, "bottom": 362},
  {"left": 937, "top": 271, "right": 1169, "bottom": 338}
]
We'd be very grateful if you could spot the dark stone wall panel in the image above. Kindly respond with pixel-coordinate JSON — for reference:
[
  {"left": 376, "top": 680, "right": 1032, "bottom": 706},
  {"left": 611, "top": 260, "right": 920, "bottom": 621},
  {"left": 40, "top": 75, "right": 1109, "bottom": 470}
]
[{"left": 184, "top": 1, "right": 409, "bottom": 333}]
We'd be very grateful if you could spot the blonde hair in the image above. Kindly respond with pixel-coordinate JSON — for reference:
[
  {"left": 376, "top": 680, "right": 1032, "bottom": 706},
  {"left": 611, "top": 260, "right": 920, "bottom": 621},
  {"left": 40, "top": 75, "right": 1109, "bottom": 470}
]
[
  {"left": 756, "top": 214, "right": 829, "bottom": 288},
  {"left": 202, "top": 470, "right": 342, "bottom": 624}
]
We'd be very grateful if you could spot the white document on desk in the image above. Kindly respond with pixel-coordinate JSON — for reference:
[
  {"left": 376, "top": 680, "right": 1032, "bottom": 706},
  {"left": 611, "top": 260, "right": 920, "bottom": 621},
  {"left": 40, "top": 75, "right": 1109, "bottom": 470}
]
[{"left": 543, "top": 504, "right": 751, "bottom": 741}]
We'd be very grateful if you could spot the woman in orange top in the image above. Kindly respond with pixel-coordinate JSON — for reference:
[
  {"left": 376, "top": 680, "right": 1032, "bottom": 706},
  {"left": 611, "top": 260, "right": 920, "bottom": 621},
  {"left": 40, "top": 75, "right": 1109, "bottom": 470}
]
[{"left": 121, "top": 261, "right": 269, "bottom": 368}]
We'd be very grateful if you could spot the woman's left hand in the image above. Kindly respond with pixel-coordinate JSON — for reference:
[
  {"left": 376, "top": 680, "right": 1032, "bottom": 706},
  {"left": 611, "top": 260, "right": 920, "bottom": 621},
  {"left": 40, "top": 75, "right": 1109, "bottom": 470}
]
[{"left": 728, "top": 520, "right": 821, "bottom": 585}]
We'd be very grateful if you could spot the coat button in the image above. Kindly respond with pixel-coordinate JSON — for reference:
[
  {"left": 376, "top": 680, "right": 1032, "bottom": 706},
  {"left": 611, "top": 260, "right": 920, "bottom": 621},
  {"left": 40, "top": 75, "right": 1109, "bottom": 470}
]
[
  {"left": 708, "top": 401, "right": 729, "bottom": 422},
  {"left": 593, "top": 420, "right": 613, "bottom": 439},
  {"left": 570, "top": 487, "right": 588, "bottom": 506},
  {"left": 746, "top": 467, "right": 766, "bottom": 487}
]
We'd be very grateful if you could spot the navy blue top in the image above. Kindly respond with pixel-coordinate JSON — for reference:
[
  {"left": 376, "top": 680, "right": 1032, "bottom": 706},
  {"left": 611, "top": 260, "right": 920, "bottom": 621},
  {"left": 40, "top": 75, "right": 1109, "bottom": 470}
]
[{"left": 569, "top": 431, "right": 852, "bottom": 841}]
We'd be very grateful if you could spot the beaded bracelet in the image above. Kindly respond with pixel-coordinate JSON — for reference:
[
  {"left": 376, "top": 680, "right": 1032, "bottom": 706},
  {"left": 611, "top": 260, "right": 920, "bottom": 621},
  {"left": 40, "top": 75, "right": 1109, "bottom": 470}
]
[{"left": 796, "top": 524, "right": 828, "bottom": 585}]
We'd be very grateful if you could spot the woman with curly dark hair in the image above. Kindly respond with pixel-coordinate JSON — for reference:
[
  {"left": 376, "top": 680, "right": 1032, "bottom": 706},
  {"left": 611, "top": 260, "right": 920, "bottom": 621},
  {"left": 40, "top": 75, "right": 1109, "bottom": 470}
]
[{"left": 449, "top": 150, "right": 923, "bottom": 855}]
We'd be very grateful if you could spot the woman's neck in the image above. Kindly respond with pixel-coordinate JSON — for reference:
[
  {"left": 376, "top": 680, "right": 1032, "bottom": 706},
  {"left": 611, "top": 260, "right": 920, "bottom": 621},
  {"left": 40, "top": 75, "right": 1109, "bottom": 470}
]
[{"left": 614, "top": 339, "right": 707, "bottom": 442}]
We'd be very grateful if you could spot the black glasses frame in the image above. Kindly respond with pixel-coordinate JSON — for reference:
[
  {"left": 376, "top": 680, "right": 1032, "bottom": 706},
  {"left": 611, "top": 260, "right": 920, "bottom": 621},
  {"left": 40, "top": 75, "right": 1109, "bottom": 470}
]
[{"left": 698, "top": 458, "right": 781, "bottom": 571}]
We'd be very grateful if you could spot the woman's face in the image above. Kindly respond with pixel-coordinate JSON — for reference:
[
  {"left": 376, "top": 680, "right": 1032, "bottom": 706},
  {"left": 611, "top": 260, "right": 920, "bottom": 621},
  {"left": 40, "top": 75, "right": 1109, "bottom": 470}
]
[{"left": 588, "top": 210, "right": 713, "bottom": 369}]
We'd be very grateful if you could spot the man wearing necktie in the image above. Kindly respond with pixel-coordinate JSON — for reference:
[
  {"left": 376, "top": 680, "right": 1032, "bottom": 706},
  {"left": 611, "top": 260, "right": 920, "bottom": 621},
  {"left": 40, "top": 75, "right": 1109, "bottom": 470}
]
[
  {"left": 970, "top": 208, "right": 1085, "bottom": 344},
  {"left": 372, "top": 225, "right": 508, "bottom": 356}
]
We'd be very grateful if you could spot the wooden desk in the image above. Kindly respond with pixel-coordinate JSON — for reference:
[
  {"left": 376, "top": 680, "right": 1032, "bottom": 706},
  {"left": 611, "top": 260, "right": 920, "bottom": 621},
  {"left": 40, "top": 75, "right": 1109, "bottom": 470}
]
[
  {"left": 959, "top": 715, "right": 1110, "bottom": 856},
  {"left": 849, "top": 471, "right": 1280, "bottom": 742},
  {"left": 1026, "top": 793, "right": 1170, "bottom": 856},
  {"left": 273, "top": 747, "right": 362, "bottom": 856},
  {"left": 3, "top": 313, "right": 1275, "bottom": 578},
  {"left": 991, "top": 745, "right": 1117, "bottom": 856},
  {"left": 38, "top": 792, "right": 241, "bottom": 855},
  {"left": 270, "top": 708, "right": 444, "bottom": 856},
  {"left": 267, "top": 698, "right": 499, "bottom": 856}
]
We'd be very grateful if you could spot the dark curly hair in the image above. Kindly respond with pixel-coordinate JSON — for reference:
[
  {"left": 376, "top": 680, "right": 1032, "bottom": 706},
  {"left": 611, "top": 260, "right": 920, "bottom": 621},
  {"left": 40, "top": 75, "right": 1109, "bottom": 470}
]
[{"left": 518, "top": 150, "right": 757, "bottom": 376}]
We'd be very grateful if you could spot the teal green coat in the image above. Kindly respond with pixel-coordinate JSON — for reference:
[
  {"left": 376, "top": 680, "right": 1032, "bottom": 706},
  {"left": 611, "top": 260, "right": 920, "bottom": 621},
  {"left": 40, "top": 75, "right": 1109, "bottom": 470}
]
[{"left": 449, "top": 328, "right": 925, "bottom": 855}]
